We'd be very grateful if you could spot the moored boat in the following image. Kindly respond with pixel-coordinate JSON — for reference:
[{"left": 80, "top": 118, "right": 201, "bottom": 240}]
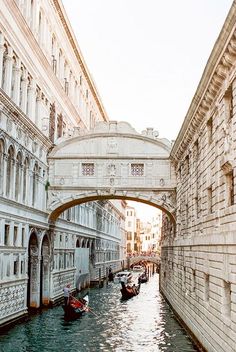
[{"left": 114, "top": 271, "right": 132, "bottom": 284}]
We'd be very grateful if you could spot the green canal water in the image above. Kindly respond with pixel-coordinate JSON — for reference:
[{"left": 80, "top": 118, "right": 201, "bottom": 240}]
[{"left": 0, "top": 274, "right": 198, "bottom": 352}]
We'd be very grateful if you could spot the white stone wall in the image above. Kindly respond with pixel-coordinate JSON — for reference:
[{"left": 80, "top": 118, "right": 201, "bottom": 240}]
[{"left": 161, "top": 3, "right": 236, "bottom": 352}]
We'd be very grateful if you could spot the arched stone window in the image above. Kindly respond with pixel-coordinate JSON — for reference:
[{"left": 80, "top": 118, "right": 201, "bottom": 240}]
[
  {"left": 32, "top": 162, "right": 39, "bottom": 207},
  {"left": 76, "top": 239, "right": 80, "bottom": 248},
  {"left": 15, "top": 151, "right": 22, "bottom": 201},
  {"left": 22, "top": 157, "right": 29, "bottom": 203},
  {"left": 26, "top": 76, "right": 31, "bottom": 116},
  {"left": 11, "top": 56, "right": 17, "bottom": 99},
  {"left": 1, "top": 44, "right": 8, "bottom": 89},
  {"left": 0, "top": 139, "right": 5, "bottom": 195},
  {"left": 6, "top": 145, "right": 14, "bottom": 197}
]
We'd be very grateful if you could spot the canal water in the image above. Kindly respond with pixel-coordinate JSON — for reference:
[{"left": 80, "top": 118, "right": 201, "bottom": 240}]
[{"left": 0, "top": 274, "right": 198, "bottom": 352}]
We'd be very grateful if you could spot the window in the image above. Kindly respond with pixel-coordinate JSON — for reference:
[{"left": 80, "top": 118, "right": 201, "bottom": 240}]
[
  {"left": 222, "top": 281, "right": 231, "bottom": 318},
  {"left": 226, "top": 170, "right": 234, "bottom": 206},
  {"left": 82, "top": 163, "right": 94, "bottom": 176},
  {"left": 207, "top": 117, "right": 213, "bottom": 144},
  {"left": 13, "top": 226, "right": 18, "bottom": 246},
  {"left": 131, "top": 163, "right": 144, "bottom": 176},
  {"left": 185, "top": 155, "right": 189, "bottom": 174},
  {"left": 4, "top": 224, "right": 10, "bottom": 245},
  {"left": 127, "top": 232, "right": 132, "bottom": 240},
  {"left": 204, "top": 274, "right": 209, "bottom": 302},
  {"left": 21, "top": 228, "right": 25, "bottom": 247},
  {"left": 207, "top": 186, "right": 213, "bottom": 214}
]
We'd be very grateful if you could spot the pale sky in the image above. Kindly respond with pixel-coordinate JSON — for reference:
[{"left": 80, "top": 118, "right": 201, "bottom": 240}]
[{"left": 61, "top": 0, "right": 233, "bottom": 221}]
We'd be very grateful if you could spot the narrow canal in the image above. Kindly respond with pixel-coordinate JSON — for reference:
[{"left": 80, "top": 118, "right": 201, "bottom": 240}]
[{"left": 0, "top": 274, "right": 198, "bottom": 352}]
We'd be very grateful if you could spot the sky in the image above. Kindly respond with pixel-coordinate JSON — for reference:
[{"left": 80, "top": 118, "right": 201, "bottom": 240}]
[{"left": 61, "top": 0, "right": 233, "bottom": 221}]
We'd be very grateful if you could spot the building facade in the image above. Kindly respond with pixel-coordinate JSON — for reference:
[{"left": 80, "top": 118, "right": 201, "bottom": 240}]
[
  {"left": 160, "top": 2, "right": 236, "bottom": 351},
  {"left": 0, "top": 0, "right": 125, "bottom": 327}
]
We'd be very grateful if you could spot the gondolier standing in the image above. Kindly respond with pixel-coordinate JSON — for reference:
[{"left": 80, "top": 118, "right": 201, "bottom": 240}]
[{"left": 63, "top": 284, "right": 71, "bottom": 305}]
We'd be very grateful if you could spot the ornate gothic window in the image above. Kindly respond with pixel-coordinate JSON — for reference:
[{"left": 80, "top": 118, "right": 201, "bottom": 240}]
[
  {"left": 82, "top": 163, "right": 94, "bottom": 176},
  {"left": 15, "top": 151, "right": 22, "bottom": 201},
  {"left": 131, "top": 163, "right": 144, "bottom": 176},
  {"left": 32, "top": 162, "right": 39, "bottom": 207},
  {"left": 23, "top": 157, "right": 29, "bottom": 203},
  {"left": 6, "top": 146, "right": 14, "bottom": 197}
]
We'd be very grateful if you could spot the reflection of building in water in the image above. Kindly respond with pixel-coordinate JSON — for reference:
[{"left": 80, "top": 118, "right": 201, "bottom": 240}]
[{"left": 0, "top": 0, "right": 126, "bottom": 327}]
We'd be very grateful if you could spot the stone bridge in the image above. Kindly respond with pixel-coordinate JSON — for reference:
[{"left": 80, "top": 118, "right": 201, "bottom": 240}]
[
  {"left": 129, "top": 255, "right": 161, "bottom": 266},
  {"left": 47, "top": 121, "right": 176, "bottom": 223}
]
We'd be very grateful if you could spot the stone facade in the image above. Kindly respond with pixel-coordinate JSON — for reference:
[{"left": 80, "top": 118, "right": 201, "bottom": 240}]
[
  {"left": 161, "top": 2, "right": 236, "bottom": 351},
  {"left": 0, "top": 0, "right": 125, "bottom": 327}
]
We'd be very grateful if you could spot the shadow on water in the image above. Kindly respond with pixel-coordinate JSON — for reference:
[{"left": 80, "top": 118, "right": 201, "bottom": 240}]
[{"left": 0, "top": 274, "right": 199, "bottom": 352}]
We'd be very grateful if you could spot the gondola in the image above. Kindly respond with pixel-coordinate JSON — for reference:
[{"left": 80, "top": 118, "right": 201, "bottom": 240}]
[
  {"left": 63, "top": 295, "right": 88, "bottom": 320},
  {"left": 120, "top": 281, "right": 140, "bottom": 300},
  {"left": 138, "top": 273, "right": 148, "bottom": 284}
]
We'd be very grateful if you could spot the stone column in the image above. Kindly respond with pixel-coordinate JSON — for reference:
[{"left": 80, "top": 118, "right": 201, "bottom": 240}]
[
  {"left": 0, "top": 32, "right": 5, "bottom": 87},
  {"left": 29, "top": 255, "right": 41, "bottom": 308},
  {"left": 13, "top": 58, "right": 21, "bottom": 105},
  {"left": 3, "top": 46, "right": 13, "bottom": 96}
]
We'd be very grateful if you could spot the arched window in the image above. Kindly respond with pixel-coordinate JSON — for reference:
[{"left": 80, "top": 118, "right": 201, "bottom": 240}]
[
  {"left": 76, "top": 239, "right": 80, "bottom": 248},
  {"left": 26, "top": 76, "right": 31, "bottom": 116},
  {"left": 15, "top": 151, "right": 22, "bottom": 201},
  {"left": 22, "top": 157, "right": 29, "bottom": 203},
  {"left": 6, "top": 145, "right": 14, "bottom": 197},
  {"left": 1, "top": 44, "right": 8, "bottom": 90},
  {"left": 32, "top": 162, "right": 39, "bottom": 207},
  {"left": 11, "top": 56, "right": 17, "bottom": 99},
  {"left": 0, "top": 139, "right": 5, "bottom": 195}
]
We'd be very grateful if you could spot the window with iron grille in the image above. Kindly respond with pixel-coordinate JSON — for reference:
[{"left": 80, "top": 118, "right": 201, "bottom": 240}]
[
  {"left": 131, "top": 163, "right": 144, "bottom": 176},
  {"left": 82, "top": 163, "right": 94, "bottom": 176}
]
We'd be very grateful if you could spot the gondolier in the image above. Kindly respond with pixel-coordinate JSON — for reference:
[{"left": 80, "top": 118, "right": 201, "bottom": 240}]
[{"left": 63, "top": 284, "right": 71, "bottom": 305}]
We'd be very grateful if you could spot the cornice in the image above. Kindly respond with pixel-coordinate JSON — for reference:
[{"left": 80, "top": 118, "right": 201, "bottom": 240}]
[
  {"left": 171, "top": 1, "right": 236, "bottom": 162},
  {"left": 51, "top": 0, "right": 109, "bottom": 123},
  {"left": 0, "top": 89, "right": 52, "bottom": 149}
]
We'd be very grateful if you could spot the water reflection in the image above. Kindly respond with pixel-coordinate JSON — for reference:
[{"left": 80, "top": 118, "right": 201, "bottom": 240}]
[{"left": 0, "top": 274, "right": 198, "bottom": 352}]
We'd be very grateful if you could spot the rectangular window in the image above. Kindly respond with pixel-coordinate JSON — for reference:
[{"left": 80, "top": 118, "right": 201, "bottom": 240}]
[
  {"left": 204, "top": 274, "right": 210, "bottom": 302},
  {"left": 207, "top": 117, "right": 213, "bottom": 144},
  {"left": 207, "top": 186, "right": 213, "bottom": 214},
  {"left": 14, "top": 226, "right": 18, "bottom": 246},
  {"left": 82, "top": 163, "right": 94, "bottom": 176},
  {"left": 22, "top": 228, "right": 25, "bottom": 247},
  {"left": 131, "top": 163, "right": 144, "bottom": 176},
  {"left": 185, "top": 155, "right": 189, "bottom": 175},
  {"left": 222, "top": 281, "right": 231, "bottom": 318},
  {"left": 4, "top": 224, "right": 10, "bottom": 246},
  {"left": 13, "top": 260, "right": 18, "bottom": 275},
  {"left": 226, "top": 170, "right": 234, "bottom": 206}
]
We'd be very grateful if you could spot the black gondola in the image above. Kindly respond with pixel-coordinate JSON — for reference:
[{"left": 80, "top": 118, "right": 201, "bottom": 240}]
[
  {"left": 138, "top": 273, "right": 149, "bottom": 284},
  {"left": 120, "top": 282, "right": 140, "bottom": 300},
  {"left": 63, "top": 296, "right": 88, "bottom": 320}
]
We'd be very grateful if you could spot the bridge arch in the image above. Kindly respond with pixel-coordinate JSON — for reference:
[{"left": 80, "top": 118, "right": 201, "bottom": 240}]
[{"left": 47, "top": 121, "right": 176, "bottom": 223}]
